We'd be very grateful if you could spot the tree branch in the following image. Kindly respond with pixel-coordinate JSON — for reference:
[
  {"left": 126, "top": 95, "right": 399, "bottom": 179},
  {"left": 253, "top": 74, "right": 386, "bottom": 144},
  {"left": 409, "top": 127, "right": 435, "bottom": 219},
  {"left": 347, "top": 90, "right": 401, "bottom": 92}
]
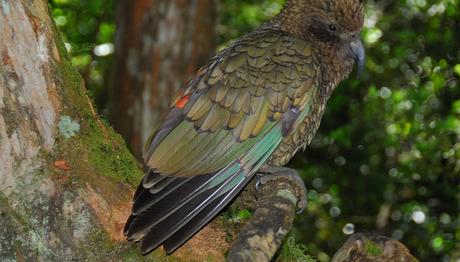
[
  {"left": 228, "top": 179, "right": 298, "bottom": 261},
  {"left": 331, "top": 233, "right": 418, "bottom": 262}
]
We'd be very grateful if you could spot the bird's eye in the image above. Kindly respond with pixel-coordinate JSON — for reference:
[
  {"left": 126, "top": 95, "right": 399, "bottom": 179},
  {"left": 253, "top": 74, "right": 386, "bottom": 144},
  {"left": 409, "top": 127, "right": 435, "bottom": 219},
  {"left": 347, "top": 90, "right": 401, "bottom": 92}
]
[{"left": 328, "top": 24, "right": 337, "bottom": 32}]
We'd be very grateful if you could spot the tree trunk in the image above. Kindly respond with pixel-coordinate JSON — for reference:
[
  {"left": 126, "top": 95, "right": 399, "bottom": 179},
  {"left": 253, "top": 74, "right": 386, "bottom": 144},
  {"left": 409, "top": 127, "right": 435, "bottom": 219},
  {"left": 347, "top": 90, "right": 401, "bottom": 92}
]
[
  {"left": 110, "top": 0, "right": 218, "bottom": 159},
  {"left": 0, "top": 1, "right": 227, "bottom": 260}
]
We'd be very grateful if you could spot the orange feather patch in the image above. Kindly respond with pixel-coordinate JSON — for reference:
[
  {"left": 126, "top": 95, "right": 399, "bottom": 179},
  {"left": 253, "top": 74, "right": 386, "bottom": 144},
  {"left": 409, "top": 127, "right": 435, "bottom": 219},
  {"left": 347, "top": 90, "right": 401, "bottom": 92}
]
[{"left": 175, "top": 94, "right": 191, "bottom": 109}]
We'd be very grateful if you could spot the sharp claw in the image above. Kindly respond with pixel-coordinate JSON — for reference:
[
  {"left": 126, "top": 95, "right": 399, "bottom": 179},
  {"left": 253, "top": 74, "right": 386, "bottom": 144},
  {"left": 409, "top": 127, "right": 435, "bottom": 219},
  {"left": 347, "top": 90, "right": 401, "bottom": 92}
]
[
  {"left": 296, "top": 200, "right": 307, "bottom": 214},
  {"left": 256, "top": 180, "right": 262, "bottom": 191}
]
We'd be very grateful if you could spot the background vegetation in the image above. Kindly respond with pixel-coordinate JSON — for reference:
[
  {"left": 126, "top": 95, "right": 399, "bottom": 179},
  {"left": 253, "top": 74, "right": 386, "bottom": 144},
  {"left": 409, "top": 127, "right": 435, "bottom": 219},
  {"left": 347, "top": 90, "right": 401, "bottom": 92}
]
[{"left": 49, "top": 0, "right": 460, "bottom": 261}]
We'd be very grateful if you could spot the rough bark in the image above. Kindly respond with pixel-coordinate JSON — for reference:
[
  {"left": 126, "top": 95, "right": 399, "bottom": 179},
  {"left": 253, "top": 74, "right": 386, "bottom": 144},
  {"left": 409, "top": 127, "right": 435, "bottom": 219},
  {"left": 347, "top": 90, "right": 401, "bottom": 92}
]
[
  {"left": 227, "top": 179, "right": 297, "bottom": 262},
  {"left": 331, "top": 233, "right": 418, "bottom": 262},
  {"left": 0, "top": 1, "right": 228, "bottom": 260},
  {"left": 111, "top": 0, "right": 218, "bottom": 159}
]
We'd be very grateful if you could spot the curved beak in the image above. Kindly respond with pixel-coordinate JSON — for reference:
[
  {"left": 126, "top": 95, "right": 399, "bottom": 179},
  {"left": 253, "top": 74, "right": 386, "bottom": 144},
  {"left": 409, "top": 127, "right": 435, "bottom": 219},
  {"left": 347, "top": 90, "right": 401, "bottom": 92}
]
[{"left": 349, "top": 40, "right": 365, "bottom": 78}]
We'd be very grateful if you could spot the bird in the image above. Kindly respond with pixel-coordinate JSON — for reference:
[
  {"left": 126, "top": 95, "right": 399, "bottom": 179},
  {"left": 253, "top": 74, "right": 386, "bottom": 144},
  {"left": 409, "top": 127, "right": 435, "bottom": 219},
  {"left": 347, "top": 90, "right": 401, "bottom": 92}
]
[{"left": 124, "top": 0, "right": 365, "bottom": 255}]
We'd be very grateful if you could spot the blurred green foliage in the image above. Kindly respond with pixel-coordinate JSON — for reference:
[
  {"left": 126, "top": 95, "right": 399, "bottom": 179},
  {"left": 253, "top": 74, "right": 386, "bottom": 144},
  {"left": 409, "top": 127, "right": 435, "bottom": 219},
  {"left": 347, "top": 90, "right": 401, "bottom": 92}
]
[
  {"left": 217, "top": 0, "right": 285, "bottom": 47},
  {"left": 50, "top": 0, "right": 460, "bottom": 261},
  {"left": 49, "top": 0, "right": 115, "bottom": 114}
]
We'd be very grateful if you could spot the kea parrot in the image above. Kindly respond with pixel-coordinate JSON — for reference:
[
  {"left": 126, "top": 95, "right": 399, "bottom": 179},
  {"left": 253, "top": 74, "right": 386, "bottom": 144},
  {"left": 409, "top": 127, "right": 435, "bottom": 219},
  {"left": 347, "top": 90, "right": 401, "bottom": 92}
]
[{"left": 124, "top": 0, "right": 365, "bottom": 254}]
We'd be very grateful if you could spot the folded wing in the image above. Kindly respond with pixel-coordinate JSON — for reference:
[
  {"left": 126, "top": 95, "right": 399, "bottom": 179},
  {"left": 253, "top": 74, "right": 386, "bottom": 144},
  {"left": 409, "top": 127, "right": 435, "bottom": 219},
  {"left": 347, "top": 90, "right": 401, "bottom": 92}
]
[{"left": 124, "top": 28, "right": 317, "bottom": 254}]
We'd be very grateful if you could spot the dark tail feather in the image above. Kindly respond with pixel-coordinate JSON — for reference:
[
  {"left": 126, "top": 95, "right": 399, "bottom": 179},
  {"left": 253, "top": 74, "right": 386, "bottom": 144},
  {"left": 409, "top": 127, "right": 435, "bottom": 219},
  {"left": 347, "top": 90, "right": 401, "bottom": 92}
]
[
  {"left": 132, "top": 180, "right": 144, "bottom": 203},
  {"left": 163, "top": 194, "right": 226, "bottom": 252},
  {"left": 134, "top": 180, "right": 193, "bottom": 215},
  {"left": 163, "top": 173, "right": 251, "bottom": 253},
  {"left": 124, "top": 172, "right": 214, "bottom": 240},
  {"left": 142, "top": 170, "right": 168, "bottom": 188},
  {"left": 124, "top": 214, "right": 136, "bottom": 235},
  {"left": 138, "top": 163, "right": 244, "bottom": 254},
  {"left": 148, "top": 176, "right": 178, "bottom": 194},
  {"left": 124, "top": 161, "right": 251, "bottom": 255},
  {"left": 139, "top": 188, "right": 220, "bottom": 253}
]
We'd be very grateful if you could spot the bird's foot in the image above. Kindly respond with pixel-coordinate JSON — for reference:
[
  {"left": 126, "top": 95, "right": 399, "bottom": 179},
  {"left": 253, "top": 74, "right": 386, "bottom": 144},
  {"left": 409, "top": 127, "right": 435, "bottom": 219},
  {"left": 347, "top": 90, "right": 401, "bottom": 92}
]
[{"left": 256, "top": 166, "right": 307, "bottom": 214}]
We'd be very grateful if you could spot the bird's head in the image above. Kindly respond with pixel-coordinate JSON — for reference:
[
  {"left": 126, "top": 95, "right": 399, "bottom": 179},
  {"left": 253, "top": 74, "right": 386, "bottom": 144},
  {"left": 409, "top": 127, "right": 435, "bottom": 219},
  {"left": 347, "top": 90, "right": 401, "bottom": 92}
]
[{"left": 277, "top": 0, "right": 365, "bottom": 76}]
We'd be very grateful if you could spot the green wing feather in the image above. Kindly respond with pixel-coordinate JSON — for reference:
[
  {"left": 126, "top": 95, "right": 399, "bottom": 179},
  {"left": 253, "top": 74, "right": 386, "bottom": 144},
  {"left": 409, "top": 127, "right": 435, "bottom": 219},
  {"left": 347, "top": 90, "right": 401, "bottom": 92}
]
[
  {"left": 145, "top": 32, "right": 315, "bottom": 175},
  {"left": 125, "top": 28, "right": 317, "bottom": 254}
]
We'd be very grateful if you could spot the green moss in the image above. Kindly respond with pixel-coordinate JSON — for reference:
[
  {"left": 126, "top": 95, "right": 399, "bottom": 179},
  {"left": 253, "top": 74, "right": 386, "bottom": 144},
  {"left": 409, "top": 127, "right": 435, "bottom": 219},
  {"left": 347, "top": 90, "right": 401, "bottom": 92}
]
[
  {"left": 220, "top": 208, "right": 254, "bottom": 246},
  {"left": 80, "top": 117, "right": 143, "bottom": 184},
  {"left": 120, "top": 248, "right": 183, "bottom": 262},
  {"left": 225, "top": 231, "right": 234, "bottom": 243},
  {"left": 222, "top": 208, "right": 254, "bottom": 223},
  {"left": 51, "top": 32, "right": 143, "bottom": 186},
  {"left": 121, "top": 247, "right": 149, "bottom": 262},
  {"left": 277, "top": 235, "right": 316, "bottom": 262},
  {"left": 78, "top": 225, "right": 124, "bottom": 260},
  {"left": 364, "top": 240, "right": 383, "bottom": 257}
]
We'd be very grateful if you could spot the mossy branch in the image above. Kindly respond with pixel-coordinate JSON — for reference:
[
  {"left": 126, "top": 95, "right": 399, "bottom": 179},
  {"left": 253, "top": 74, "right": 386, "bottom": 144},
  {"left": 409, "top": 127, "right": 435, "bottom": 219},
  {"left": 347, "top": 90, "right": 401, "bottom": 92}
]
[
  {"left": 331, "top": 233, "right": 418, "bottom": 262},
  {"left": 227, "top": 178, "right": 299, "bottom": 261}
]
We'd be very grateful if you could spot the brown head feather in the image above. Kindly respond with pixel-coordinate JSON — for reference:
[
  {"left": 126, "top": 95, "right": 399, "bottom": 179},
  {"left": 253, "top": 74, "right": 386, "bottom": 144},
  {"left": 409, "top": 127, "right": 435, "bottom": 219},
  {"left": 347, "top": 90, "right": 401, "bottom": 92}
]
[
  {"left": 273, "top": 0, "right": 365, "bottom": 85},
  {"left": 276, "top": 0, "right": 364, "bottom": 38}
]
